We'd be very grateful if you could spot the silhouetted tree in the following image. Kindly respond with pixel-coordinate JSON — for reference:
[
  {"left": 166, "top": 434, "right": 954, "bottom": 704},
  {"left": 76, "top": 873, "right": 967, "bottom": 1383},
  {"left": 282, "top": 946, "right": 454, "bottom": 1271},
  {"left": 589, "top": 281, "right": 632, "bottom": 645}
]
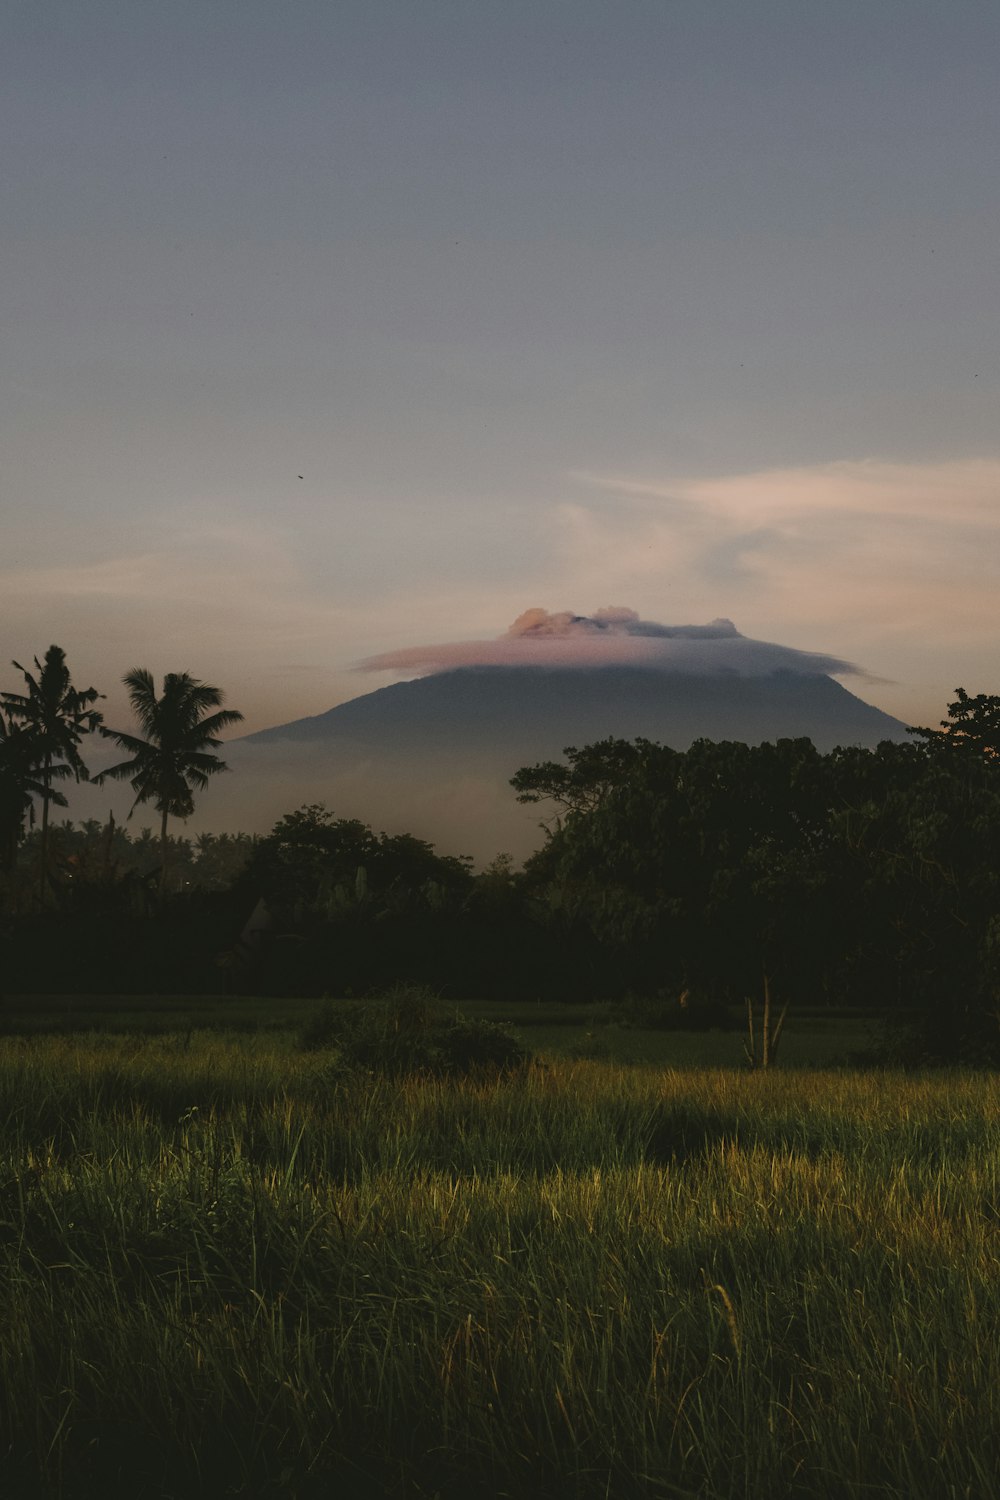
[
  {"left": 0, "top": 710, "right": 49, "bottom": 871},
  {"left": 909, "top": 687, "right": 1000, "bottom": 760},
  {"left": 511, "top": 736, "right": 664, "bottom": 821},
  {"left": 97, "top": 669, "right": 243, "bottom": 897},
  {"left": 1, "top": 646, "right": 103, "bottom": 897},
  {"left": 241, "top": 803, "right": 471, "bottom": 922}
]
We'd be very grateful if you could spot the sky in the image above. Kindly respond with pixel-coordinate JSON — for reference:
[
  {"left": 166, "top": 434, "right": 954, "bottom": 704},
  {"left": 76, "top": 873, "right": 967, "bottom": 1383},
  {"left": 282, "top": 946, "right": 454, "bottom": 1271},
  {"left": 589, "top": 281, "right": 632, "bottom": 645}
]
[{"left": 4, "top": 0, "right": 1000, "bottom": 813}]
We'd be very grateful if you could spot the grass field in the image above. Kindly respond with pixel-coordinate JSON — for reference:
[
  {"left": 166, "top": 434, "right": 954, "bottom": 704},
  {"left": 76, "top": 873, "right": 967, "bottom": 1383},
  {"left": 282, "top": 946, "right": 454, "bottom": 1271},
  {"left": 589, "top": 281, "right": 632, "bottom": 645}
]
[
  {"left": 0, "top": 1008, "right": 996, "bottom": 1498},
  {"left": 0, "top": 994, "right": 878, "bottom": 1068}
]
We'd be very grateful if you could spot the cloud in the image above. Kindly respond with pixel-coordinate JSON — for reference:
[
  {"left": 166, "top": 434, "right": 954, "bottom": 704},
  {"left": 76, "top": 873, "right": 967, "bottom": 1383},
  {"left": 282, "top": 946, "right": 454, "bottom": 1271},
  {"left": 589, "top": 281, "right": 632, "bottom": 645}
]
[
  {"left": 505, "top": 606, "right": 738, "bottom": 640},
  {"left": 554, "top": 456, "right": 1000, "bottom": 727},
  {"left": 572, "top": 458, "right": 1000, "bottom": 527},
  {"left": 676, "top": 458, "right": 1000, "bottom": 528},
  {"left": 359, "top": 606, "right": 864, "bottom": 679},
  {"left": 2, "top": 554, "right": 174, "bottom": 602}
]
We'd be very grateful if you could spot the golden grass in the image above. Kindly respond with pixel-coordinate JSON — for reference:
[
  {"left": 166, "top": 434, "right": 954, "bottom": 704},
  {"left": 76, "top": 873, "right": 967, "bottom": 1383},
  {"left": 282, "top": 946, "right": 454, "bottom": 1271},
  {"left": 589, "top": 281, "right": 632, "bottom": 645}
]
[{"left": 0, "top": 1037, "right": 998, "bottom": 1497}]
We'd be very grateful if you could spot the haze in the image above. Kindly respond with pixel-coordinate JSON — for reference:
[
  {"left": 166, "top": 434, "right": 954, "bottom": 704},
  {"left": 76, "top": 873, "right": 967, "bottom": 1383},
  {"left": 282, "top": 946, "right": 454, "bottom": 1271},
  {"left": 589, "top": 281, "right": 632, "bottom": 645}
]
[{"left": 4, "top": 1, "right": 999, "bottom": 844}]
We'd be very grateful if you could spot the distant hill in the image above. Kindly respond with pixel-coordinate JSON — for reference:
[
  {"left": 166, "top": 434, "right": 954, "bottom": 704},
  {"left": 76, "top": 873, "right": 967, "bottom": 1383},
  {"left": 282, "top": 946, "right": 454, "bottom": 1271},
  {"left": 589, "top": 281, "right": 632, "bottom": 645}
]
[{"left": 244, "top": 664, "right": 908, "bottom": 761}]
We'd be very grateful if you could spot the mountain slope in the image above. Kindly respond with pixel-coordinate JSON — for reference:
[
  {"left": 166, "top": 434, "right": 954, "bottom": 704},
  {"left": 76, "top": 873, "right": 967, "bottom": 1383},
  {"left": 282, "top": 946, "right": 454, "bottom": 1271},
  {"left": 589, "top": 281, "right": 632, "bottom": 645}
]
[{"left": 244, "top": 665, "right": 908, "bottom": 761}]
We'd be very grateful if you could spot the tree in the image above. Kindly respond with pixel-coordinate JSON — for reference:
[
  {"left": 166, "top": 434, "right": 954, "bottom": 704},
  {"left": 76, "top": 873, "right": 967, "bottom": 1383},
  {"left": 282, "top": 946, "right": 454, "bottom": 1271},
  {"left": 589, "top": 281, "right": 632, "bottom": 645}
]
[
  {"left": 909, "top": 688, "right": 1000, "bottom": 759},
  {"left": 828, "top": 736, "right": 1000, "bottom": 1059},
  {"left": 239, "top": 803, "right": 472, "bottom": 922},
  {"left": 519, "top": 737, "right": 860, "bottom": 1057},
  {"left": 517, "top": 726, "right": 1000, "bottom": 1063},
  {"left": 231, "top": 804, "right": 479, "bottom": 997},
  {"left": 511, "top": 737, "right": 665, "bottom": 822},
  {"left": 0, "top": 710, "right": 49, "bottom": 871},
  {"left": 190, "top": 831, "right": 255, "bottom": 891},
  {"left": 96, "top": 670, "right": 244, "bottom": 897},
  {"left": 1, "top": 646, "right": 103, "bottom": 896}
]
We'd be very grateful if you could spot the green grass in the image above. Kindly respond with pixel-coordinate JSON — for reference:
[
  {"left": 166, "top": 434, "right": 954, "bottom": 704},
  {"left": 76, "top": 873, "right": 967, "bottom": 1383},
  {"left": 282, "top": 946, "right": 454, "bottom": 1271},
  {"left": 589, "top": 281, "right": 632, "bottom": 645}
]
[
  {"left": 0, "top": 994, "right": 875, "bottom": 1069},
  {"left": 1, "top": 1031, "right": 998, "bottom": 1498},
  {"left": 0, "top": 993, "right": 320, "bottom": 1037},
  {"left": 528, "top": 1019, "right": 877, "bottom": 1069}
]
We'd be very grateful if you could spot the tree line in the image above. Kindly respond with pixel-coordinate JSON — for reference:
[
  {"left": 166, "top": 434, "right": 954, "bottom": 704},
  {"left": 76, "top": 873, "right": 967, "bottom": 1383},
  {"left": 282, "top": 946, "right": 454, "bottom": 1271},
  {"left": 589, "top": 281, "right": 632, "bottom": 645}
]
[
  {"left": 10, "top": 820, "right": 255, "bottom": 901},
  {"left": 3, "top": 642, "right": 999, "bottom": 1062},
  {"left": 512, "top": 690, "right": 1000, "bottom": 1062}
]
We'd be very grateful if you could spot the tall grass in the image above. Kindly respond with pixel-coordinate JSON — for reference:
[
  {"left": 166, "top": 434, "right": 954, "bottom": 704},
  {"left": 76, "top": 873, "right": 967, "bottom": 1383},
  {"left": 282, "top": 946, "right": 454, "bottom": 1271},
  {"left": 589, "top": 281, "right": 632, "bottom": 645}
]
[{"left": 1, "top": 1036, "right": 999, "bottom": 1497}]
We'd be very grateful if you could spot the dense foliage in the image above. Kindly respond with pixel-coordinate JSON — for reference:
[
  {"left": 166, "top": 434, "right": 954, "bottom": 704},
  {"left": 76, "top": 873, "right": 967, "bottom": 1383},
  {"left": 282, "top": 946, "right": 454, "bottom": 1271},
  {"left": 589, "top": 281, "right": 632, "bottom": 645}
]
[
  {"left": 226, "top": 803, "right": 606, "bottom": 1001},
  {"left": 516, "top": 707, "right": 1000, "bottom": 1061}
]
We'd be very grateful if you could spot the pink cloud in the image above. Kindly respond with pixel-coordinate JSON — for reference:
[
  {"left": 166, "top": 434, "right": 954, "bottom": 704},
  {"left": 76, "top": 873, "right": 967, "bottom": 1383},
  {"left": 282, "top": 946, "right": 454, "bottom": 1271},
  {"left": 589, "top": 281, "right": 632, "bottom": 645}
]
[{"left": 359, "top": 607, "right": 865, "bottom": 679}]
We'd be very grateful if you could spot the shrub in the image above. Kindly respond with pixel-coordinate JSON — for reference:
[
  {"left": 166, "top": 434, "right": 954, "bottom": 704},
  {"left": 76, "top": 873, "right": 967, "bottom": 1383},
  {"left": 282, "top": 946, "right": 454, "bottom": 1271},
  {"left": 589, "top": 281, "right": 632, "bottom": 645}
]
[
  {"left": 298, "top": 984, "right": 530, "bottom": 1077},
  {"left": 434, "top": 1015, "right": 530, "bottom": 1074}
]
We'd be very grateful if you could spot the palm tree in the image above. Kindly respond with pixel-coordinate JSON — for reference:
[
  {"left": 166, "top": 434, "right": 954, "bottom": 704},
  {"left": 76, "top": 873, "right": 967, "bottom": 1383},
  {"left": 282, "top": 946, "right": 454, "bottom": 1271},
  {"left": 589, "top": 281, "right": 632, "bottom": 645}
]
[
  {"left": 1, "top": 646, "right": 103, "bottom": 895},
  {"left": 96, "top": 670, "right": 244, "bottom": 896},
  {"left": 0, "top": 710, "right": 51, "bottom": 871}
]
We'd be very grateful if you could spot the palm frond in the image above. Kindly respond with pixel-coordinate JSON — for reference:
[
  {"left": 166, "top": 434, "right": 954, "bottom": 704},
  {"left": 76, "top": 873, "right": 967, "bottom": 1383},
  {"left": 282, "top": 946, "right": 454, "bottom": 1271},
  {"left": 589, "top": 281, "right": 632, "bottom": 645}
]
[
  {"left": 186, "top": 708, "right": 245, "bottom": 741},
  {"left": 94, "top": 759, "right": 145, "bottom": 785},
  {"left": 9, "top": 658, "right": 42, "bottom": 700},
  {"left": 99, "top": 727, "right": 159, "bottom": 758},
  {"left": 183, "top": 751, "right": 230, "bottom": 775}
]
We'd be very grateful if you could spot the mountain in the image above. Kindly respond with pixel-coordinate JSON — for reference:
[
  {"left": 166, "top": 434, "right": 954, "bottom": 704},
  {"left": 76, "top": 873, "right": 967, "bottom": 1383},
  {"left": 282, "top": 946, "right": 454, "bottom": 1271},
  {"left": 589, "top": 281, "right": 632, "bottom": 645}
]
[
  {"left": 229, "top": 667, "right": 909, "bottom": 860},
  {"left": 244, "top": 664, "right": 908, "bottom": 760}
]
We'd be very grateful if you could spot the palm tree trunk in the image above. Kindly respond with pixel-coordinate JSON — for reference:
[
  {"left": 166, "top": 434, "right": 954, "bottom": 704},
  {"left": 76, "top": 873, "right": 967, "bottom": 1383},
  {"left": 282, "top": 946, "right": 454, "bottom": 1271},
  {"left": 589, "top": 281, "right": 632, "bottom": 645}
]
[
  {"left": 38, "top": 753, "right": 51, "bottom": 904},
  {"left": 159, "top": 806, "right": 169, "bottom": 900}
]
